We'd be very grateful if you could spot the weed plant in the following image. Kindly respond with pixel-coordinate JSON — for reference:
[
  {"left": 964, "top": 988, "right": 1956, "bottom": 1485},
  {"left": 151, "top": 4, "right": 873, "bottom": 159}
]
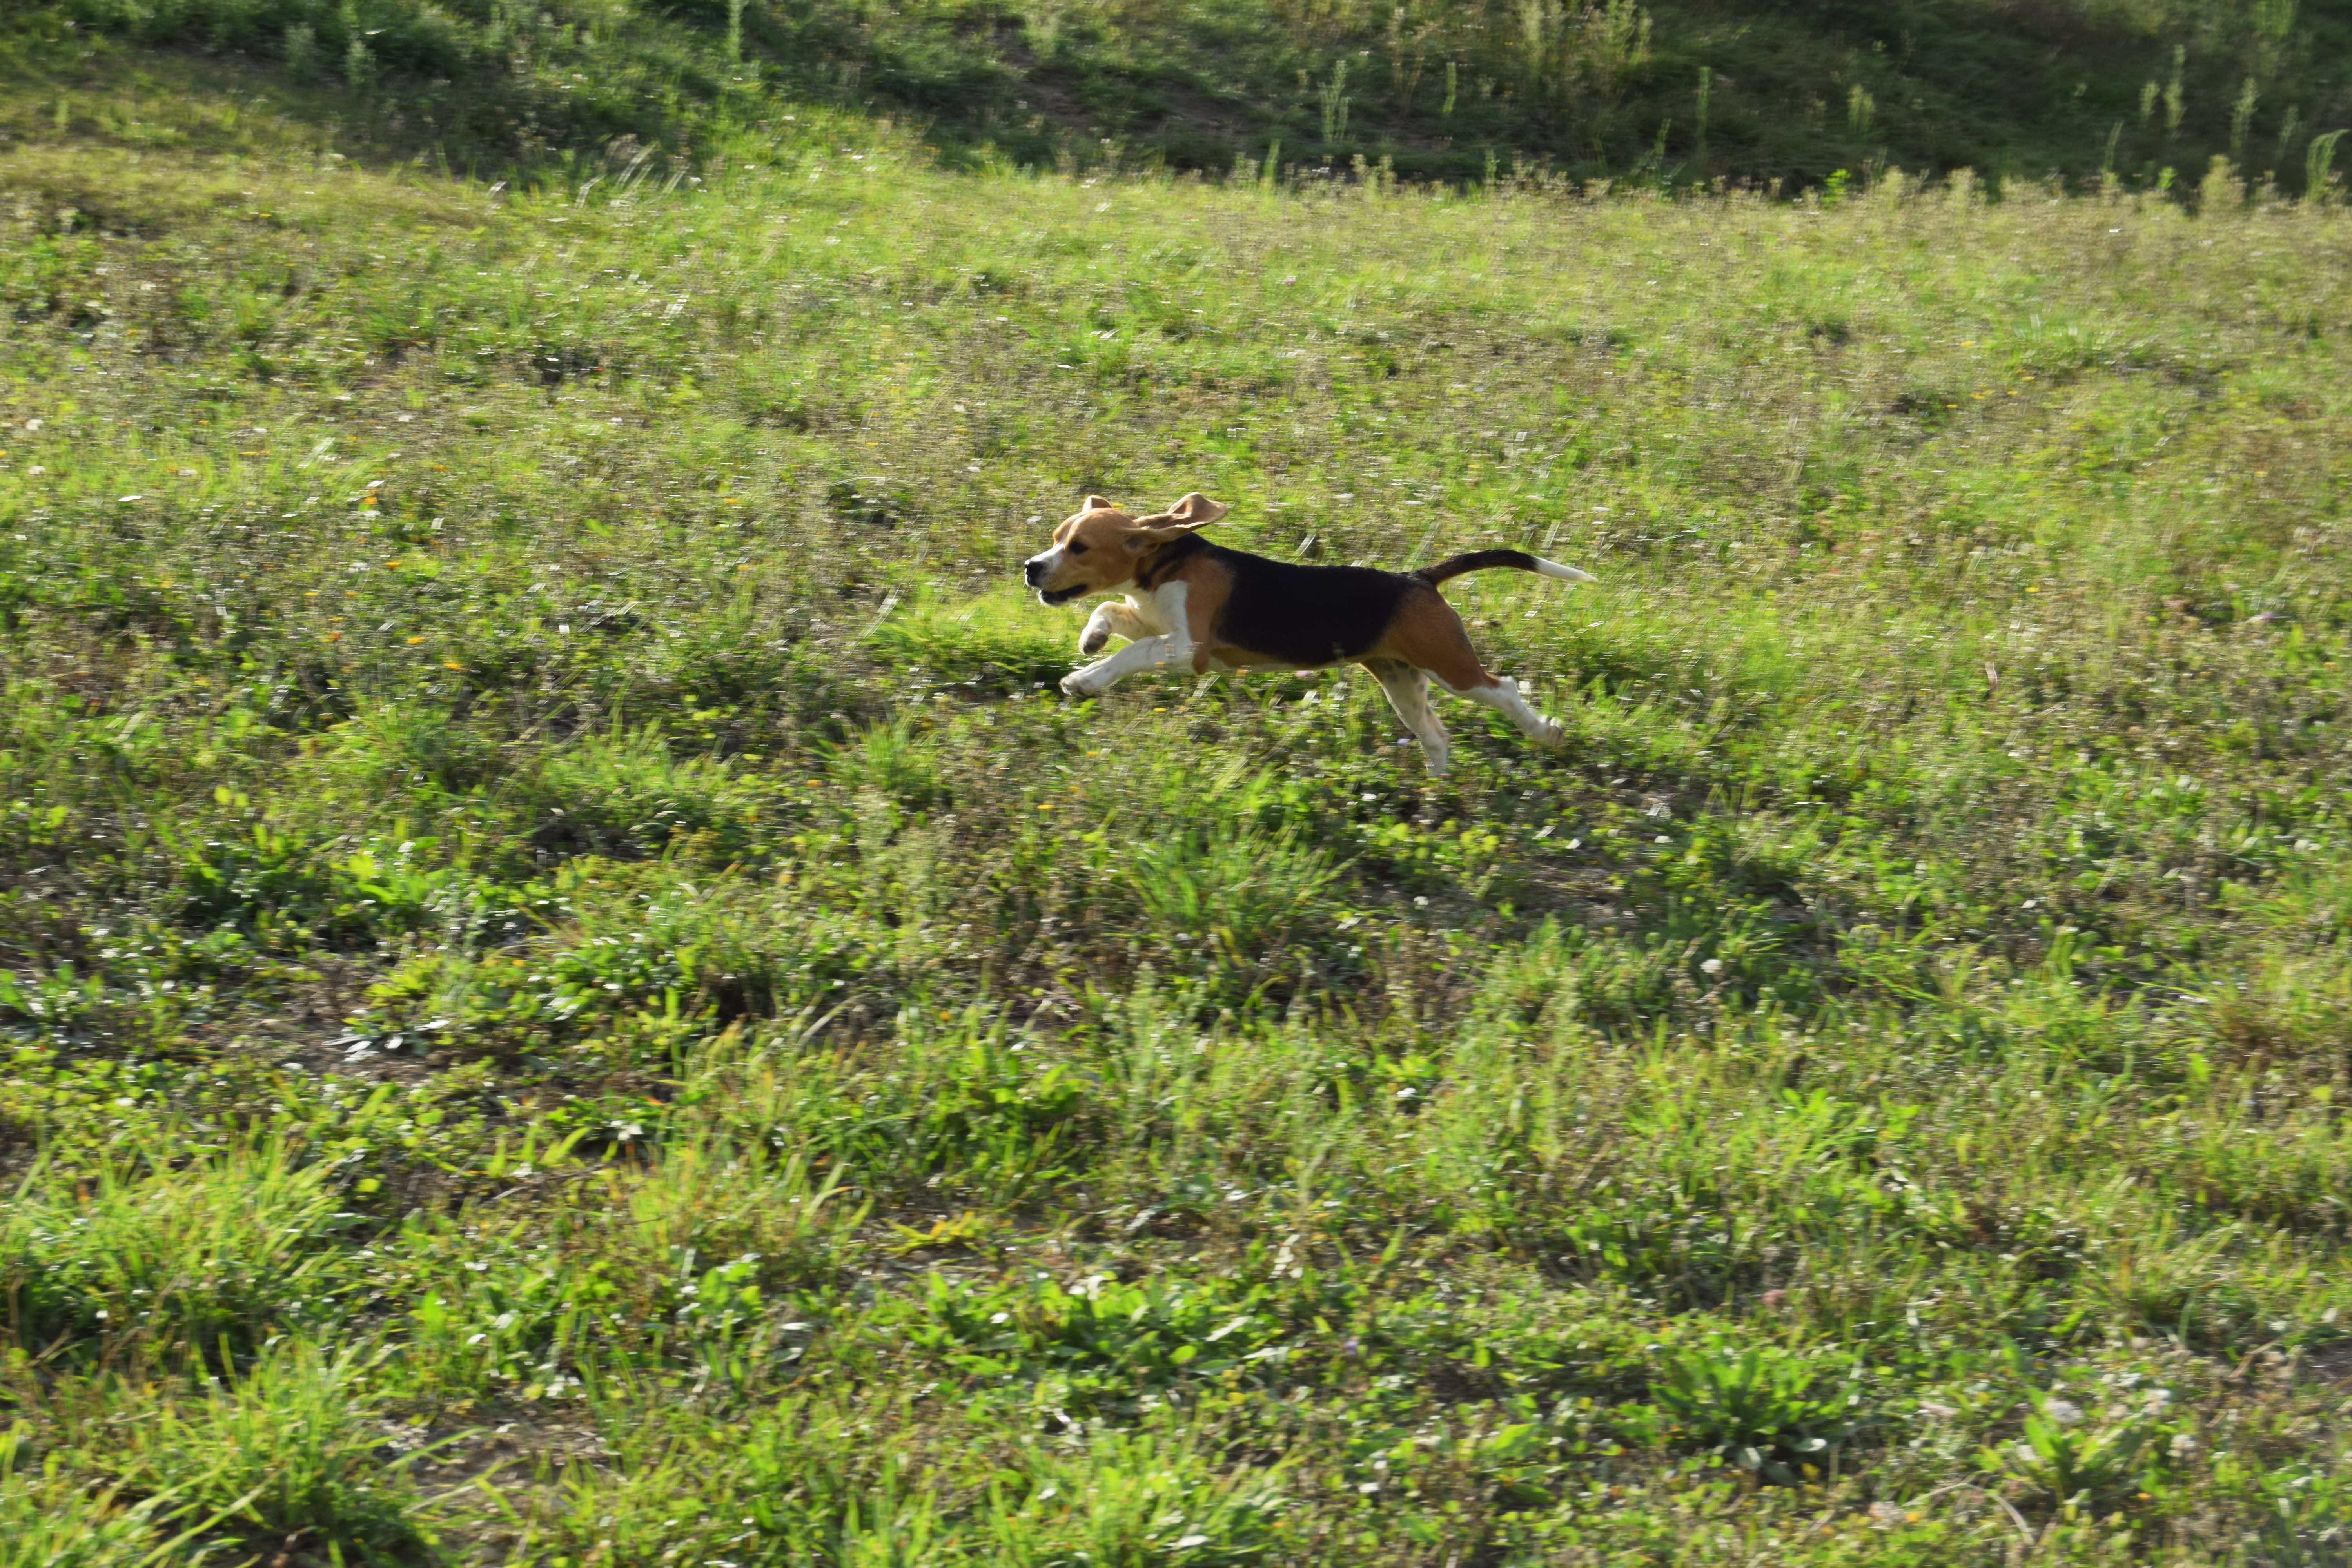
[{"left": 0, "top": 53, "right": 2349, "bottom": 1566}]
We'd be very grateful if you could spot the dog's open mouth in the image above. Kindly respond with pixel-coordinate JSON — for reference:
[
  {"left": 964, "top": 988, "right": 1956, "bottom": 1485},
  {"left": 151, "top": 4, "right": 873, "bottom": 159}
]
[{"left": 1037, "top": 584, "right": 1085, "bottom": 606}]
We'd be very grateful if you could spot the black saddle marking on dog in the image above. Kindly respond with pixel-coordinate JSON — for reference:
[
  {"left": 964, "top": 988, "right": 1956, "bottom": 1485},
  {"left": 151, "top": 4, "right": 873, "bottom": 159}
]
[{"left": 1203, "top": 545, "right": 1418, "bottom": 666}]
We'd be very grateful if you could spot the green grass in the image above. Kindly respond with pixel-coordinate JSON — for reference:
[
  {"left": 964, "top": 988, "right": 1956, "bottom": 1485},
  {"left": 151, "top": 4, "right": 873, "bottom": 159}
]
[
  {"left": 1, "top": 46, "right": 2351, "bottom": 1565},
  {"left": 13, "top": 0, "right": 2352, "bottom": 191}
]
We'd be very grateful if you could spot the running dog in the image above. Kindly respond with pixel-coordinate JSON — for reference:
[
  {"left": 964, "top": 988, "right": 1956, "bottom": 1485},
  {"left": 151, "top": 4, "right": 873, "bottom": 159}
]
[{"left": 1022, "top": 493, "right": 1594, "bottom": 775}]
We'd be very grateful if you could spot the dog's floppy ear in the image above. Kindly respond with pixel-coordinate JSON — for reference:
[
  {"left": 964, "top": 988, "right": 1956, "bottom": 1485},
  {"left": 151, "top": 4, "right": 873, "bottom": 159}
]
[
  {"left": 1083, "top": 494, "right": 1118, "bottom": 513},
  {"left": 1130, "top": 492, "right": 1230, "bottom": 544},
  {"left": 1160, "top": 492, "right": 1229, "bottom": 526}
]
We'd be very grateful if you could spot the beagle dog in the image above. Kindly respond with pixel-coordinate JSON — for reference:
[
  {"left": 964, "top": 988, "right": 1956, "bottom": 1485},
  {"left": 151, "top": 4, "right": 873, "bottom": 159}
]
[{"left": 1022, "top": 493, "right": 1595, "bottom": 775}]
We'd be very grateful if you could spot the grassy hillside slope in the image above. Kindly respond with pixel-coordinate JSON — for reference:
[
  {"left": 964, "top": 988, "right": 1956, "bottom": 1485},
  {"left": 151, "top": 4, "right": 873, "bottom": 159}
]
[
  {"left": 17, "top": 0, "right": 2352, "bottom": 188},
  {"left": 1, "top": 62, "right": 2351, "bottom": 1567}
]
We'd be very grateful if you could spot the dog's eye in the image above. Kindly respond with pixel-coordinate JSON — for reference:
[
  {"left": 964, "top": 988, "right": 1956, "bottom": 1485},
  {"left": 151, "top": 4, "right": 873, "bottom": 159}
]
[{"left": 1068, "top": 541, "right": 1089, "bottom": 555}]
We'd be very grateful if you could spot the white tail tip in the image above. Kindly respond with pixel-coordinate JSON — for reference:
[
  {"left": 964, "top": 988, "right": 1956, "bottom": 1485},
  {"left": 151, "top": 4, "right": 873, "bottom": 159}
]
[{"left": 1532, "top": 557, "right": 1597, "bottom": 583}]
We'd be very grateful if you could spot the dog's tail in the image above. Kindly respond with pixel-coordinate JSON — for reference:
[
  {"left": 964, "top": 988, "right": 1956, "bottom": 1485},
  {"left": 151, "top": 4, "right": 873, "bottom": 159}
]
[{"left": 1414, "top": 550, "right": 1597, "bottom": 588}]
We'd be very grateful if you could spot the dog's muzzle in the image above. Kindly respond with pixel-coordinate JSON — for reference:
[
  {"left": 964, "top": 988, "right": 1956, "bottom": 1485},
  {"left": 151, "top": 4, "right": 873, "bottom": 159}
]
[{"left": 1025, "top": 554, "right": 1083, "bottom": 603}]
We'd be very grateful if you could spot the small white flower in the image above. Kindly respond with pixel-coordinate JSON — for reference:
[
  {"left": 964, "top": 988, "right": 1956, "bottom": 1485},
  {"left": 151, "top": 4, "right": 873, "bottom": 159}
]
[
  {"left": 2169, "top": 1433, "right": 2198, "bottom": 1455},
  {"left": 1700, "top": 958, "right": 1725, "bottom": 976},
  {"left": 2043, "top": 1398, "right": 2084, "bottom": 1425}
]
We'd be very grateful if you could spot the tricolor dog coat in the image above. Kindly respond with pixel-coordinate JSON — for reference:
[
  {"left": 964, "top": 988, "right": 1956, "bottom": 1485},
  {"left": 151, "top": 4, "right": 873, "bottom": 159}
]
[{"left": 1022, "top": 493, "right": 1595, "bottom": 775}]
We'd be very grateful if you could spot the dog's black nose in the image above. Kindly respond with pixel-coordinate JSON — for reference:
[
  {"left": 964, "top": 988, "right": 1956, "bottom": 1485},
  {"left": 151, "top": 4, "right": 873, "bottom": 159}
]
[{"left": 1023, "top": 559, "right": 1046, "bottom": 586}]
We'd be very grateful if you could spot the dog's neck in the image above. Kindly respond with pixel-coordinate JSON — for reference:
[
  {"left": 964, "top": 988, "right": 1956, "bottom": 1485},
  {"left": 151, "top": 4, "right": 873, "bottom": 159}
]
[{"left": 1134, "top": 531, "right": 1210, "bottom": 591}]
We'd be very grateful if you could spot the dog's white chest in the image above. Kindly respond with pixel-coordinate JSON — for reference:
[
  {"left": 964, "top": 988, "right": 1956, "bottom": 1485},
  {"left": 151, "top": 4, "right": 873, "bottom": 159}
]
[{"left": 1125, "top": 583, "right": 1189, "bottom": 641}]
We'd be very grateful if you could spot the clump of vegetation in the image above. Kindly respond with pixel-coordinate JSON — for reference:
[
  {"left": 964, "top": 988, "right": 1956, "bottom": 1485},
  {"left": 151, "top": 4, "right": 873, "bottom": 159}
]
[{"left": 0, "top": 32, "right": 2348, "bottom": 1564}]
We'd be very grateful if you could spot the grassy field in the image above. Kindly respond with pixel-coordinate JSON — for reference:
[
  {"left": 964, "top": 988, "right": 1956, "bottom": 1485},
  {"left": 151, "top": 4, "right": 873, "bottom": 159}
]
[
  {"left": 3, "top": 51, "right": 2352, "bottom": 1568},
  {"left": 22, "top": 0, "right": 2352, "bottom": 190}
]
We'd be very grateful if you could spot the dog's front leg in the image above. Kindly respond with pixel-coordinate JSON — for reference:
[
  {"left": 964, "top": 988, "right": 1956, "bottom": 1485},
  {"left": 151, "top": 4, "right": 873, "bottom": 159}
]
[
  {"left": 1062, "top": 634, "right": 1173, "bottom": 699},
  {"left": 1078, "top": 599, "right": 1151, "bottom": 657}
]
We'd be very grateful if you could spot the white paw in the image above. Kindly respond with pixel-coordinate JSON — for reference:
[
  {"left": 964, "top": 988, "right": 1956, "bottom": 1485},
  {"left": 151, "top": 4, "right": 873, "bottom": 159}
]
[
  {"left": 1060, "top": 672, "right": 1096, "bottom": 699},
  {"left": 1079, "top": 631, "right": 1109, "bottom": 657},
  {"left": 1539, "top": 718, "right": 1565, "bottom": 747}
]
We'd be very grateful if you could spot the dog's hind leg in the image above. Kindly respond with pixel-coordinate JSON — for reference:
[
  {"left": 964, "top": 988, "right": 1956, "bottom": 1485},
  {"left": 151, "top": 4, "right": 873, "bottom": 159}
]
[
  {"left": 1435, "top": 673, "right": 1564, "bottom": 747},
  {"left": 1366, "top": 658, "right": 1452, "bottom": 775},
  {"left": 1373, "top": 588, "right": 1562, "bottom": 752}
]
